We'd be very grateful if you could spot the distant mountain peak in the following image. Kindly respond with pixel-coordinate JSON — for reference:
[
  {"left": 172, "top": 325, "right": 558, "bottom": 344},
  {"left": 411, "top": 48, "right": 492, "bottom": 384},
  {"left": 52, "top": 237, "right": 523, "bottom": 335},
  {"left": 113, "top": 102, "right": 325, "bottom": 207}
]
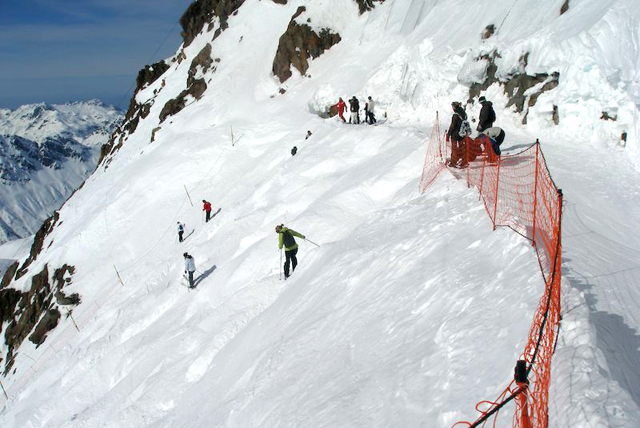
[{"left": 0, "top": 99, "right": 122, "bottom": 243}]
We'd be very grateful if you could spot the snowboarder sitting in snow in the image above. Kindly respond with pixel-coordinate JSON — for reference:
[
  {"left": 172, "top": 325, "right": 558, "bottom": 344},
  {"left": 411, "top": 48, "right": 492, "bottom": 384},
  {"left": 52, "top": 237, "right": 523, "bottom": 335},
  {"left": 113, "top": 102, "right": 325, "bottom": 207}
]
[
  {"left": 476, "top": 96, "right": 496, "bottom": 133},
  {"left": 478, "top": 127, "right": 505, "bottom": 161},
  {"left": 184, "top": 252, "right": 196, "bottom": 288},
  {"left": 275, "top": 224, "right": 305, "bottom": 279},
  {"left": 177, "top": 222, "right": 185, "bottom": 242},
  {"left": 202, "top": 199, "right": 213, "bottom": 222}
]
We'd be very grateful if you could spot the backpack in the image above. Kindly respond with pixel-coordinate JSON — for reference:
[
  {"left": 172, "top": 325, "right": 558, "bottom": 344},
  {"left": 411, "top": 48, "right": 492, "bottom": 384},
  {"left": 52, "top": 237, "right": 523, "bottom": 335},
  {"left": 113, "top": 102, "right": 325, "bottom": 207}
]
[
  {"left": 282, "top": 230, "right": 296, "bottom": 248},
  {"left": 488, "top": 106, "right": 496, "bottom": 124},
  {"left": 458, "top": 114, "right": 472, "bottom": 138}
]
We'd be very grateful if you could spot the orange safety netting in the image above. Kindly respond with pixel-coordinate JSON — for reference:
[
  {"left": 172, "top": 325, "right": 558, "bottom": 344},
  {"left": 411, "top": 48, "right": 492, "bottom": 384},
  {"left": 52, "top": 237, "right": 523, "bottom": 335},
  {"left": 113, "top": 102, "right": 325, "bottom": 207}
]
[{"left": 420, "top": 114, "right": 563, "bottom": 428}]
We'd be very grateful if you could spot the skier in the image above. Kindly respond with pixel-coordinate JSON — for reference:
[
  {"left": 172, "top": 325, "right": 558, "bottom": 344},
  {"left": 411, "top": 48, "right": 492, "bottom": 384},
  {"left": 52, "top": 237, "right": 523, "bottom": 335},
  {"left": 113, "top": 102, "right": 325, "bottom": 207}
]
[
  {"left": 476, "top": 96, "right": 496, "bottom": 133},
  {"left": 365, "top": 96, "right": 377, "bottom": 124},
  {"left": 447, "top": 101, "right": 469, "bottom": 168},
  {"left": 305, "top": 130, "right": 313, "bottom": 140},
  {"left": 334, "top": 98, "right": 347, "bottom": 123},
  {"left": 275, "top": 224, "right": 305, "bottom": 279},
  {"left": 348, "top": 96, "right": 360, "bottom": 124},
  {"left": 177, "top": 221, "right": 185, "bottom": 242},
  {"left": 202, "top": 200, "right": 213, "bottom": 222},
  {"left": 183, "top": 252, "right": 196, "bottom": 288}
]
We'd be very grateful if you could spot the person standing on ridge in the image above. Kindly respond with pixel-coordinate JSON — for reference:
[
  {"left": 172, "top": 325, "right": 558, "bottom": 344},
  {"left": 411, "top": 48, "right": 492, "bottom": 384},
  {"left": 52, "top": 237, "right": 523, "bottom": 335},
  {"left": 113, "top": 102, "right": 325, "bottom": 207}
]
[
  {"left": 447, "top": 101, "right": 469, "bottom": 168},
  {"left": 334, "top": 98, "right": 347, "bottom": 123},
  {"left": 202, "top": 200, "right": 213, "bottom": 222},
  {"left": 476, "top": 96, "right": 496, "bottom": 133},
  {"left": 365, "top": 96, "right": 376, "bottom": 124},
  {"left": 275, "top": 224, "right": 305, "bottom": 279},
  {"left": 177, "top": 222, "right": 185, "bottom": 242},
  {"left": 184, "top": 252, "right": 196, "bottom": 288},
  {"left": 348, "top": 96, "right": 360, "bottom": 124}
]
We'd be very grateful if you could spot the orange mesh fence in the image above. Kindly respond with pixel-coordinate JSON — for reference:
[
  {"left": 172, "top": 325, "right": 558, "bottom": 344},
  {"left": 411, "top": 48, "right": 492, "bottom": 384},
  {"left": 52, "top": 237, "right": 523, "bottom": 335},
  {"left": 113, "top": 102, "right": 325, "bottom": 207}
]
[
  {"left": 419, "top": 112, "right": 447, "bottom": 193},
  {"left": 420, "top": 113, "right": 563, "bottom": 428}
]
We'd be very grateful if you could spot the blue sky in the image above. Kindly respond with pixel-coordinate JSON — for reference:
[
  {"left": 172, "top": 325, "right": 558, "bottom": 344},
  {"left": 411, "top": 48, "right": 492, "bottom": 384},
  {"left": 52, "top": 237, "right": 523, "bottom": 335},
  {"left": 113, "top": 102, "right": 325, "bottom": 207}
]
[{"left": 0, "top": 0, "right": 193, "bottom": 110}]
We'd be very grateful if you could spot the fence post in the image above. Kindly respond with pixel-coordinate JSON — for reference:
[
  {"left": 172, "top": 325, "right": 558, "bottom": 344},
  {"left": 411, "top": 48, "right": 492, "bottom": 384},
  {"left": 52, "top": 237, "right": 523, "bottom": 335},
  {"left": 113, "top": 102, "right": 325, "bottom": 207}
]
[
  {"left": 531, "top": 140, "right": 540, "bottom": 246},
  {"left": 479, "top": 151, "right": 486, "bottom": 200},
  {"left": 436, "top": 112, "right": 443, "bottom": 162},
  {"left": 492, "top": 156, "right": 501, "bottom": 230},
  {"left": 466, "top": 138, "right": 471, "bottom": 187}
]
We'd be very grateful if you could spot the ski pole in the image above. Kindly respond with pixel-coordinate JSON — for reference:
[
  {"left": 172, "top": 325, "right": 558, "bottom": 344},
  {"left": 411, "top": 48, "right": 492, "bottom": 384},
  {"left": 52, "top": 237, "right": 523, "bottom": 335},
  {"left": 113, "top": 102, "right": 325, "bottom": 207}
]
[
  {"left": 304, "top": 238, "right": 320, "bottom": 247},
  {"left": 279, "top": 249, "right": 283, "bottom": 280}
]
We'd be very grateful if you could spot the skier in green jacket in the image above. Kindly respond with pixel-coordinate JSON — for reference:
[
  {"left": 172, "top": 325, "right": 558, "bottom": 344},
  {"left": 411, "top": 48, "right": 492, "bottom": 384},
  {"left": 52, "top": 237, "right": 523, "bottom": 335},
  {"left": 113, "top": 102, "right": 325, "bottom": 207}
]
[{"left": 275, "top": 224, "right": 305, "bottom": 279}]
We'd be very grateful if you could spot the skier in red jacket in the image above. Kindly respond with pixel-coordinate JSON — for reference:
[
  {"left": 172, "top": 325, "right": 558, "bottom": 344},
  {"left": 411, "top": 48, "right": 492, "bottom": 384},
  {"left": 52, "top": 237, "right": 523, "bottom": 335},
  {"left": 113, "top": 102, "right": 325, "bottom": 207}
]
[
  {"left": 202, "top": 200, "right": 213, "bottom": 222},
  {"left": 334, "top": 97, "right": 347, "bottom": 123}
]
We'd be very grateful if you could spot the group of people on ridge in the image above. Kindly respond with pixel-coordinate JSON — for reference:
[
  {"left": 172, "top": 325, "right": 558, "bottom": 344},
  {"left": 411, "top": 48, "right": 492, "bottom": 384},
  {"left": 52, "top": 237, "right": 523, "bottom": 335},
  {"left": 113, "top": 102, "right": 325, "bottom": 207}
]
[
  {"left": 334, "top": 96, "right": 376, "bottom": 125},
  {"left": 446, "top": 96, "right": 505, "bottom": 168}
]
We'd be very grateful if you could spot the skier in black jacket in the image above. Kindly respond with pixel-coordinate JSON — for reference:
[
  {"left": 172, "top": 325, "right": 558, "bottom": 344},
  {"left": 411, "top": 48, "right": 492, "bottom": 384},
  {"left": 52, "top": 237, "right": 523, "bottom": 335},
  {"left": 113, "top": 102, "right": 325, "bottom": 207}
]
[
  {"left": 477, "top": 96, "right": 496, "bottom": 132},
  {"left": 348, "top": 96, "right": 360, "bottom": 124},
  {"left": 447, "top": 102, "right": 468, "bottom": 167}
]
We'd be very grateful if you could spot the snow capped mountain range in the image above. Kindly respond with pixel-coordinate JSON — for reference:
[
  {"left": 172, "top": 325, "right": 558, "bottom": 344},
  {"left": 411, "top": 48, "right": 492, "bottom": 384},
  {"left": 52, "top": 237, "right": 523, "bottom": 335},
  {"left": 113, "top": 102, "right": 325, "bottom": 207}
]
[
  {"left": 1, "top": 1, "right": 640, "bottom": 427},
  {"left": 0, "top": 100, "right": 121, "bottom": 242}
]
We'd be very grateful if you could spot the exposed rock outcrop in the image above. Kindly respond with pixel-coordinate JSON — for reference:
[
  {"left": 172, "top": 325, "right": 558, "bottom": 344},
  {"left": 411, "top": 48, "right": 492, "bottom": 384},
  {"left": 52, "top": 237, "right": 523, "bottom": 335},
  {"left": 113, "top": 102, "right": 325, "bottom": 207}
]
[
  {"left": 1, "top": 261, "right": 18, "bottom": 289},
  {"left": 601, "top": 111, "right": 617, "bottom": 121},
  {"left": 180, "top": 0, "right": 246, "bottom": 47},
  {"left": 2, "top": 264, "right": 79, "bottom": 374},
  {"left": 98, "top": 62, "right": 167, "bottom": 166},
  {"left": 15, "top": 211, "right": 59, "bottom": 280},
  {"left": 482, "top": 24, "right": 495, "bottom": 39},
  {"left": 159, "top": 79, "right": 208, "bottom": 123},
  {"left": 188, "top": 44, "right": 215, "bottom": 87},
  {"left": 136, "top": 61, "right": 170, "bottom": 92},
  {"left": 272, "top": 7, "right": 342, "bottom": 83},
  {"left": 468, "top": 52, "right": 560, "bottom": 124},
  {"left": 354, "top": 0, "right": 381, "bottom": 14}
]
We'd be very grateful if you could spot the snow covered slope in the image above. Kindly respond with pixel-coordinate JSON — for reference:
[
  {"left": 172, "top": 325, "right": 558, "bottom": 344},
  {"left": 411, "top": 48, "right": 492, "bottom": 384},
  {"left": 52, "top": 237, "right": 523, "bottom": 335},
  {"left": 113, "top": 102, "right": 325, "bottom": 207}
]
[
  {"left": 1, "top": 1, "right": 640, "bottom": 427},
  {"left": 0, "top": 100, "right": 121, "bottom": 242}
]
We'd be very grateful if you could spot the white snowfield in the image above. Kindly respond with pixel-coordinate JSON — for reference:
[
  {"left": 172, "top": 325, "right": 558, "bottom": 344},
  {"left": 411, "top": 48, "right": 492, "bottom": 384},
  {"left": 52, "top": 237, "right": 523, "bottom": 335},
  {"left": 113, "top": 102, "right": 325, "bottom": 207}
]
[{"left": 1, "top": 1, "right": 639, "bottom": 427}]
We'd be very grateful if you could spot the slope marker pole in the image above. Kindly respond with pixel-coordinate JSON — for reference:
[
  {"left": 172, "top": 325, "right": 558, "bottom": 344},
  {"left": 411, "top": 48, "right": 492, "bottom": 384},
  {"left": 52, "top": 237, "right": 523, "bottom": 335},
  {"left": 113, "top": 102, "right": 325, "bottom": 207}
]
[
  {"left": 184, "top": 185, "right": 194, "bottom": 207},
  {"left": 0, "top": 380, "right": 8, "bottom": 400},
  {"left": 114, "top": 265, "right": 125, "bottom": 287}
]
